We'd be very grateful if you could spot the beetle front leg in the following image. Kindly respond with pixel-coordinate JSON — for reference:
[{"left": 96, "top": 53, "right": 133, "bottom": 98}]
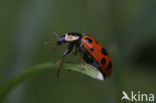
[
  {"left": 56, "top": 55, "right": 65, "bottom": 77},
  {"left": 52, "top": 42, "right": 58, "bottom": 52},
  {"left": 56, "top": 44, "right": 74, "bottom": 77}
]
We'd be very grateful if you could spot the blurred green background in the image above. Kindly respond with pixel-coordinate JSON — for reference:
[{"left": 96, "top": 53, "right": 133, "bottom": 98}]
[{"left": 0, "top": 0, "right": 156, "bottom": 103}]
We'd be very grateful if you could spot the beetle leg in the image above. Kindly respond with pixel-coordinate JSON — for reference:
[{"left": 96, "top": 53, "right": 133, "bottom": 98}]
[
  {"left": 81, "top": 52, "right": 85, "bottom": 69},
  {"left": 56, "top": 44, "right": 74, "bottom": 77},
  {"left": 72, "top": 47, "right": 78, "bottom": 55},
  {"left": 52, "top": 42, "right": 58, "bottom": 52},
  {"left": 56, "top": 55, "right": 65, "bottom": 77}
]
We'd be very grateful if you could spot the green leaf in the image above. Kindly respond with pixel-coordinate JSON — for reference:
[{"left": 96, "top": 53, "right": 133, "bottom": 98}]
[{"left": 0, "top": 63, "right": 103, "bottom": 102}]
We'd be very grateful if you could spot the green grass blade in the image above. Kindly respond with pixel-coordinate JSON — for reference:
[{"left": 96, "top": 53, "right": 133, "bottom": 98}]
[{"left": 0, "top": 63, "right": 103, "bottom": 102}]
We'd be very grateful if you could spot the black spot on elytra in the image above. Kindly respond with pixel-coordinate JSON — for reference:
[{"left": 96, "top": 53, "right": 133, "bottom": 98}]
[
  {"left": 85, "top": 37, "right": 92, "bottom": 44},
  {"left": 101, "top": 48, "right": 108, "bottom": 55},
  {"left": 107, "top": 62, "right": 112, "bottom": 69},
  {"left": 90, "top": 48, "right": 94, "bottom": 51},
  {"left": 101, "top": 58, "right": 106, "bottom": 65}
]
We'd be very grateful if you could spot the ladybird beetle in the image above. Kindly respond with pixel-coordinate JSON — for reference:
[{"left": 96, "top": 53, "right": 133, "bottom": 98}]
[{"left": 53, "top": 32, "right": 112, "bottom": 80}]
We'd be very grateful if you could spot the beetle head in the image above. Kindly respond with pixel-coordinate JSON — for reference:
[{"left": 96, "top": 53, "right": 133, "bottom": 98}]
[{"left": 56, "top": 35, "right": 66, "bottom": 44}]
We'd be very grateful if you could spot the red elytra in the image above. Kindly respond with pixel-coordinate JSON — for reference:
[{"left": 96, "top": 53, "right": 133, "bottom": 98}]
[{"left": 82, "top": 35, "right": 112, "bottom": 77}]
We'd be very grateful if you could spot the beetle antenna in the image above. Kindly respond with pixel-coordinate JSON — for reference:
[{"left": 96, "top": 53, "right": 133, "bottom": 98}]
[
  {"left": 53, "top": 32, "right": 59, "bottom": 39},
  {"left": 44, "top": 41, "right": 54, "bottom": 45},
  {"left": 44, "top": 32, "right": 58, "bottom": 45}
]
